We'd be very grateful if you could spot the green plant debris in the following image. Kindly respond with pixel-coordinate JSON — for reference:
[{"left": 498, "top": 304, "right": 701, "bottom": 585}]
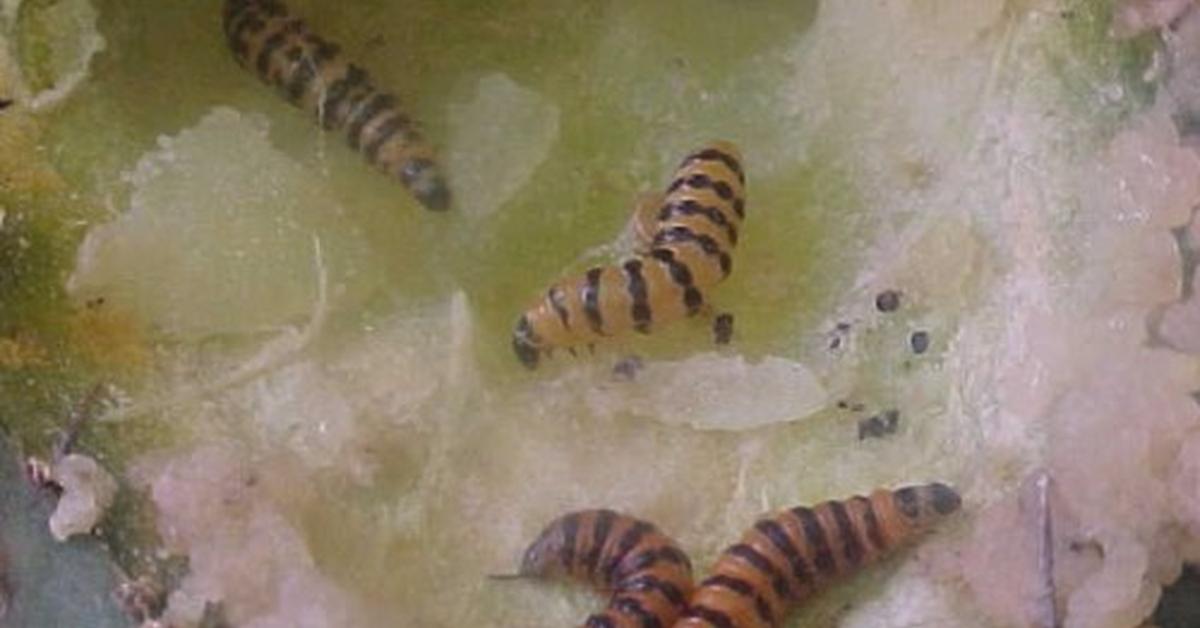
[{"left": 1047, "top": 0, "right": 1160, "bottom": 141}]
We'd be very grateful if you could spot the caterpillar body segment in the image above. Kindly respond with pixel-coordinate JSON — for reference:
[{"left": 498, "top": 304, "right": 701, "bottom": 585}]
[
  {"left": 222, "top": 0, "right": 450, "bottom": 211},
  {"left": 677, "top": 483, "right": 961, "bottom": 628},
  {"left": 512, "top": 509, "right": 695, "bottom": 628},
  {"left": 629, "top": 191, "right": 667, "bottom": 252},
  {"left": 513, "top": 142, "right": 747, "bottom": 369}
]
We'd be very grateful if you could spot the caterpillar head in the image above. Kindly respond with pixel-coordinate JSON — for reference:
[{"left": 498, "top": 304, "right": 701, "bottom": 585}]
[
  {"left": 512, "top": 314, "right": 541, "bottom": 369},
  {"left": 399, "top": 158, "right": 451, "bottom": 211},
  {"left": 892, "top": 482, "right": 961, "bottom": 529}
]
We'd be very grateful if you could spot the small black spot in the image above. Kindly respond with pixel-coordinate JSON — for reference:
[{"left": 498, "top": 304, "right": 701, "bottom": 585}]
[
  {"left": 713, "top": 313, "right": 734, "bottom": 345},
  {"left": 613, "top": 355, "right": 644, "bottom": 381},
  {"left": 875, "top": 290, "right": 901, "bottom": 312},
  {"left": 0, "top": 99, "right": 12, "bottom": 111},
  {"left": 910, "top": 330, "right": 930, "bottom": 354}
]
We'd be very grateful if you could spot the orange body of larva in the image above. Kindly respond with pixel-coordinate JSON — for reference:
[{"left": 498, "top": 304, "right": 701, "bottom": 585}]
[
  {"left": 222, "top": 0, "right": 450, "bottom": 210},
  {"left": 675, "top": 483, "right": 961, "bottom": 628},
  {"left": 515, "top": 509, "right": 695, "bottom": 628},
  {"left": 512, "top": 142, "right": 747, "bottom": 368}
]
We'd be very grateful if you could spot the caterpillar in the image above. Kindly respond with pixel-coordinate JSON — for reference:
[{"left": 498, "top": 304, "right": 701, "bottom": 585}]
[
  {"left": 222, "top": 0, "right": 451, "bottom": 211},
  {"left": 677, "top": 483, "right": 961, "bottom": 628},
  {"left": 512, "top": 141, "right": 747, "bottom": 369},
  {"left": 500, "top": 509, "right": 696, "bottom": 628}
]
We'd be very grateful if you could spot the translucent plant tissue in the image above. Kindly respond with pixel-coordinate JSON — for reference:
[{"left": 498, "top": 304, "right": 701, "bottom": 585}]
[
  {"left": 5, "top": 1, "right": 1200, "bottom": 628},
  {"left": 67, "top": 107, "right": 379, "bottom": 340}
]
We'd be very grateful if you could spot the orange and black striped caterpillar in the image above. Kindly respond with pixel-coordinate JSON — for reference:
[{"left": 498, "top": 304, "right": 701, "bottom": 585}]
[
  {"left": 222, "top": 0, "right": 451, "bottom": 211},
  {"left": 512, "top": 142, "right": 747, "bottom": 369},
  {"left": 677, "top": 482, "right": 960, "bottom": 628},
  {"left": 503, "top": 483, "right": 960, "bottom": 627},
  {"left": 497, "top": 509, "right": 696, "bottom": 627}
]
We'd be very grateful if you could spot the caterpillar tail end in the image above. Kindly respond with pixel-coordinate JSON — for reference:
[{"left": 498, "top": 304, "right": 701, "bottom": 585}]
[{"left": 512, "top": 315, "right": 541, "bottom": 370}]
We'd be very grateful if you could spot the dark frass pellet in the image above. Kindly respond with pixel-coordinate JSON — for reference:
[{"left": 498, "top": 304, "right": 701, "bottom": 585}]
[
  {"left": 713, "top": 313, "right": 734, "bottom": 345},
  {"left": 910, "top": 330, "right": 930, "bottom": 354},
  {"left": 858, "top": 409, "right": 900, "bottom": 440},
  {"left": 612, "top": 355, "right": 645, "bottom": 381},
  {"left": 875, "top": 290, "right": 901, "bottom": 312}
]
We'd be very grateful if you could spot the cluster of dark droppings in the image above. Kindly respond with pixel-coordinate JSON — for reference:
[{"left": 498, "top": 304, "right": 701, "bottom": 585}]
[
  {"left": 830, "top": 290, "right": 936, "bottom": 442},
  {"left": 827, "top": 321, "right": 851, "bottom": 350},
  {"left": 857, "top": 409, "right": 900, "bottom": 440},
  {"left": 836, "top": 399, "right": 866, "bottom": 412}
]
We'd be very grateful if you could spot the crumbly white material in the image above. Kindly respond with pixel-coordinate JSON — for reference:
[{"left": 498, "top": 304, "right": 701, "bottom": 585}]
[{"left": 48, "top": 454, "right": 117, "bottom": 542}]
